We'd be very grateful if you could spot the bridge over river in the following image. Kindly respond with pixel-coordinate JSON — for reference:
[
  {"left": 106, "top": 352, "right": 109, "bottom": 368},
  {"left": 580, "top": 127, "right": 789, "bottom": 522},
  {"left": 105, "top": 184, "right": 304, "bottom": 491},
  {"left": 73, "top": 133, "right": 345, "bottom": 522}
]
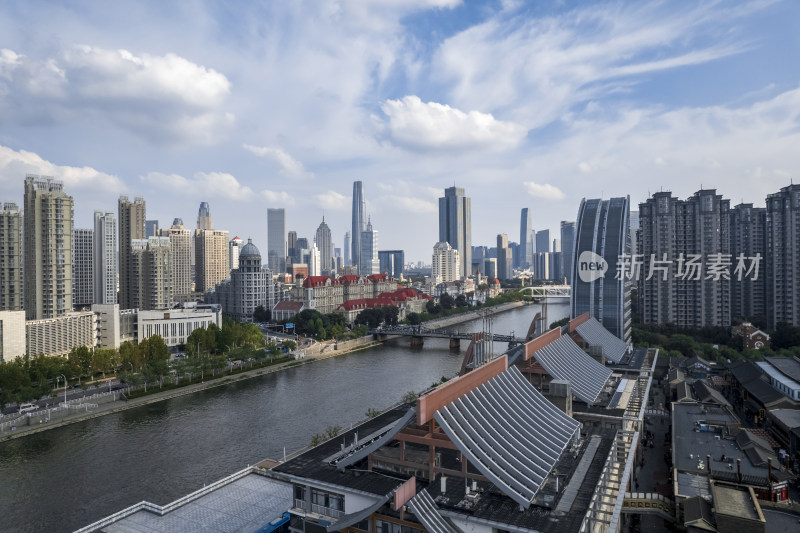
[{"left": 370, "top": 323, "right": 524, "bottom": 349}]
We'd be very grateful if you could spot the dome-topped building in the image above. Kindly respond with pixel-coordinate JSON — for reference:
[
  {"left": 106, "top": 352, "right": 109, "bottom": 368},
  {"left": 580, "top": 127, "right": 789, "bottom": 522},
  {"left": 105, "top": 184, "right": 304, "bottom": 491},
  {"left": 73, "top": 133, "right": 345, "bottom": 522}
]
[{"left": 205, "top": 238, "right": 274, "bottom": 322}]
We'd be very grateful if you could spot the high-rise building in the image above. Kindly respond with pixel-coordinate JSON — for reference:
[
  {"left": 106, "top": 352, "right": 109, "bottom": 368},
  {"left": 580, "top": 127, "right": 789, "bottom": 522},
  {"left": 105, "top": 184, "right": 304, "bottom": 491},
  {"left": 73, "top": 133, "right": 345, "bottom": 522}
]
[
  {"left": 378, "top": 250, "right": 404, "bottom": 278},
  {"left": 730, "top": 204, "right": 767, "bottom": 322},
  {"left": 343, "top": 231, "right": 351, "bottom": 266},
  {"left": 206, "top": 239, "right": 273, "bottom": 322},
  {"left": 497, "top": 234, "right": 512, "bottom": 279},
  {"left": 0, "top": 203, "right": 23, "bottom": 311},
  {"left": 93, "top": 212, "right": 117, "bottom": 305},
  {"left": 432, "top": 241, "right": 460, "bottom": 283},
  {"left": 438, "top": 186, "right": 471, "bottom": 279},
  {"left": 132, "top": 237, "right": 171, "bottom": 310},
  {"left": 145, "top": 219, "right": 159, "bottom": 238},
  {"left": 534, "top": 252, "right": 550, "bottom": 280},
  {"left": 560, "top": 221, "right": 576, "bottom": 285},
  {"left": 195, "top": 229, "right": 230, "bottom": 293},
  {"left": 309, "top": 243, "right": 321, "bottom": 277},
  {"left": 628, "top": 210, "right": 640, "bottom": 258},
  {"left": 572, "top": 197, "right": 631, "bottom": 342},
  {"left": 315, "top": 217, "right": 333, "bottom": 275},
  {"left": 519, "top": 208, "right": 533, "bottom": 268},
  {"left": 72, "top": 228, "right": 93, "bottom": 308},
  {"left": 535, "top": 229, "right": 551, "bottom": 254},
  {"left": 287, "top": 231, "right": 297, "bottom": 266},
  {"left": 359, "top": 218, "right": 379, "bottom": 275},
  {"left": 118, "top": 195, "right": 146, "bottom": 310},
  {"left": 765, "top": 184, "right": 800, "bottom": 328},
  {"left": 267, "top": 208, "right": 286, "bottom": 274},
  {"left": 196, "top": 201, "right": 212, "bottom": 230},
  {"left": 24, "top": 175, "right": 74, "bottom": 320},
  {"left": 159, "top": 219, "right": 193, "bottom": 302},
  {"left": 482, "top": 257, "right": 498, "bottom": 279},
  {"left": 296, "top": 237, "right": 309, "bottom": 267},
  {"left": 352, "top": 181, "right": 366, "bottom": 273},
  {"left": 638, "top": 190, "right": 730, "bottom": 329},
  {"left": 229, "top": 236, "right": 243, "bottom": 272}
]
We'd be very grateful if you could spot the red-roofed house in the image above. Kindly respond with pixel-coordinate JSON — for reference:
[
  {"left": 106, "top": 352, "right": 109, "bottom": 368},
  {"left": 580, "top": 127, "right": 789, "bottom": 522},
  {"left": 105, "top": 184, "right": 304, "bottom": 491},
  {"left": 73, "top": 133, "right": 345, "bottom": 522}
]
[
  {"left": 289, "top": 274, "right": 398, "bottom": 315},
  {"left": 336, "top": 298, "right": 397, "bottom": 323}
]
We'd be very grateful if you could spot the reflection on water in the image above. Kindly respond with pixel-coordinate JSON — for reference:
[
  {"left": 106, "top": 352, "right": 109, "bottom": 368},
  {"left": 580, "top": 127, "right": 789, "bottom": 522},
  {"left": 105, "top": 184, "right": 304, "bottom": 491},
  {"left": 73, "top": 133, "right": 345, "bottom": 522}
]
[{"left": 0, "top": 302, "right": 566, "bottom": 533}]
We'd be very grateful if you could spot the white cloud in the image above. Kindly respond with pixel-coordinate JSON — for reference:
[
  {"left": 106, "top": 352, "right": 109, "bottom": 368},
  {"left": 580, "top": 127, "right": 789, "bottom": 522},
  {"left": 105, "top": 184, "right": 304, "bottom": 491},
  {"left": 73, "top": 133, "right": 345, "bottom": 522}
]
[
  {"left": 243, "top": 144, "right": 313, "bottom": 179},
  {"left": 141, "top": 171, "right": 254, "bottom": 200},
  {"left": 379, "top": 95, "right": 526, "bottom": 151},
  {"left": 315, "top": 190, "right": 348, "bottom": 210},
  {"left": 0, "top": 144, "right": 123, "bottom": 192},
  {"left": 393, "top": 196, "right": 437, "bottom": 213},
  {"left": 523, "top": 181, "right": 565, "bottom": 200},
  {"left": 261, "top": 189, "right": 296, "bottom": 205}
]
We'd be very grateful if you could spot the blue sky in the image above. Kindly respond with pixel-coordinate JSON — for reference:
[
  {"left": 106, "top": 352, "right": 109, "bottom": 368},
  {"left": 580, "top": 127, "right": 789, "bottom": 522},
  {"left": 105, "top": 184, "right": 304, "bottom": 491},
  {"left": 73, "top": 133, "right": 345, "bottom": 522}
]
[{"left": 1, "top": 0, "right": 798, "bottom": 263}]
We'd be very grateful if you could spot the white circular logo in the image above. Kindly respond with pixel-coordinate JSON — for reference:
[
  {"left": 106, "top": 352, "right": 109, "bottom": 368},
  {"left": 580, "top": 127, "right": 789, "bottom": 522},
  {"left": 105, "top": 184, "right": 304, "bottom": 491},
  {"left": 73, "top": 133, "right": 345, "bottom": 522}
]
[{"left": 578, "top": 251, "right": 607, "bottom": 283}]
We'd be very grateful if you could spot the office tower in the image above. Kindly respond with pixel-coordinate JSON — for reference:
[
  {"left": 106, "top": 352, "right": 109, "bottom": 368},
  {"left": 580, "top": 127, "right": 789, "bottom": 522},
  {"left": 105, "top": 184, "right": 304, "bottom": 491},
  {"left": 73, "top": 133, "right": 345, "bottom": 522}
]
[
  {"left": 145, "top": 220, "right": 159, "bottom": 238},
  {"left": 196, "top": 201, "right": 212, "bottom": 230},
  {"left": 639, "top": 190, "right": 730, "bottom": 329},
  {"left": 497, "top": 234, "right": 512, "bottom": 280},
  {"left": 572, "top": 196, "right": 631, "bottom": 342},
  {"left": 287, "top": 231, "right": 297, "bottom": 266},
  {"left": 267, "top": 208, "right": 286, "bottom": 274},
  {"left": 561, "top": 221, "right": 576, "bottom": 285},
  {"left": 0, "top": 203, "right": 23, "bottom": 311},
  {"left": 93, "top": 212, "right": 117, "bottom": 305},
  {"left": 131, "top": 237, "right": 171, "bottom": 310},
  {"left": 207, "top": 239, "right": 273, "bottom": 322},
  {"left": 483, "top": 258, "right": 498, "bottom": 279},
  {"left": 309, "top": 243, "right": 321, "bottom": 276},
  {"left": 730, "top": 204, "right": 766, "bottom": 322},
  {"left": 432, "top": 241, "right": 460, "bottom": 283},
  {"left": 315, "top": 217, "right": 333, "bottom": 275},
  {"left": 118, "top": 195, "right": 146, "bottom": 310},
  {"left": 628, "top": 210, "right": 640, "bottom": 258},
  {"left": 519, "top": 208, "right": 533, "bottom": 268},
  {"left": 766, "top": 184, "right": 800, "bottom": 328},
  {"left": 343, "top": 231, "right": 351, "bottom": 266},
  {"left": 230, "top": 236, "right": 243, "bottom": 271},
  {"left": 438, "top": 186, "right": 471, "bottom": 279},
  {"left": 378, "top": 250, "right": 405, "bottom": 277},
  {"left": 359, "top": 218, "right": 379, "bottom": 275},
  {"left": 24, "top": 175, "right": 74, "bottom": 320},
  {"left": 72, "top": 228, "right": 93, "bottom": 308},
  {"left": 352, "top": 181, "right": 366, "bottom": 273},
  {"left": 159, "top": 219, "right": 193, "bottom": 302},
  {"left": 296, "top": 237, "right": 309, "bottom": 266},
  {"left": 535, "top": 229, "right": 551, "bottom": 253},
  {"left": 195, "top": 229, "right": 230, "bottom": 293},
  {"left": 534, "top": 252, "right": 550, "bottom": 280}
]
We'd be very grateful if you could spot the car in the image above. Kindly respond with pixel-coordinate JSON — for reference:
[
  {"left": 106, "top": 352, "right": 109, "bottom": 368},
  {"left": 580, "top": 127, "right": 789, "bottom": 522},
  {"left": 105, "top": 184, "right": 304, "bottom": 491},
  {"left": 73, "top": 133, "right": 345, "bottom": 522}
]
[{"left": 18, "top": 402, "right": 38, "bottom": 413}]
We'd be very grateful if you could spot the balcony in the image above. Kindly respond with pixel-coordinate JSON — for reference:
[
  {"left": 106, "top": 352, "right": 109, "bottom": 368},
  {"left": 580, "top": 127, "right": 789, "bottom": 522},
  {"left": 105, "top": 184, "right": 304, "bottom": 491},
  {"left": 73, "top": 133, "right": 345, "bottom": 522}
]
[{"left": 293, "top": 499, "right": 344, "bottom": 520}]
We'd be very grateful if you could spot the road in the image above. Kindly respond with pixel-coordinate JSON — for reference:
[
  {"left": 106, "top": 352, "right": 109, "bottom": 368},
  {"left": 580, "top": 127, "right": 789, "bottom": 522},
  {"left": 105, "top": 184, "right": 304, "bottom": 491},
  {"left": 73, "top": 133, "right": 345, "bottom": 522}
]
[{"left": 1, "top": 380, "right": 124, "bottom": 416}]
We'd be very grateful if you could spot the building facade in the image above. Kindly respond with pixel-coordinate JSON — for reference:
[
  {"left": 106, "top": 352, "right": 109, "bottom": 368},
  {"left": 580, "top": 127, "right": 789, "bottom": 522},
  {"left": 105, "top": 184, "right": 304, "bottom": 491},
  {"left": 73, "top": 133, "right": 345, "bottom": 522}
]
[
  {"left": 138, "top": 305, "right": 222, "bottom": 349},
  {"left": 497, "top": 234, "right": 513, "bottom": 280},
  {"left": 351, "top": 181, "right": 365, "bottom": 273},
  {"left": 730, "top": 203, "right": 767, "bottom": 322},
  {"left": 267, "top": 208, "right": 286, "bottom": 274},
  {"left": 24, "top": 175, "right": 74, "bottom": 320},
  {"left": 535, "top": 229, "right": 551, "bottom": 254},
  {"left": 229, "top": 236, "right": 243, "bottom": 272},
  {"left": 159, "top": 219, "right": 193, "bottom": 302},
  {"left": 561, "top": 221, "right": 576, "bottom": 285},
  {"left": 93, "top": 211, "right": 117, "bottom": 305},
  {"left": 195, "top": 229, "right": 230, "bottom": 293},
  {"left": 0, "top": 202, "right": 23, "bottom": 311},
  {"left": 519, "top": 208, "right": 533, "bottom": 268},
  {"left": 765, "top": 184, "right": 800, "bottom": 328},
  {"left": 72, "top": 228, "right": 94, "bottom": 309},
  {"left": 207, "top": 239, "right": 273, "bottom": 322},
  {"left": 118, "top": 195, "right": 146, "bottom": 310},
  {"left": 432, "top": 241, "right": 460, "bottom": 283},
  {"left": 26, "top": 311, "right": 95, "bottom": 357},
  {"left": 132, "top": 237, "right": 172, "bottom": 310},
  {"left": 0, "top": 310, "right": 25, "bottom": 362},
  {"left": 571, "top": 196, "right": 631, "bottom": 342},
  {"left": 315, "top": 218, "right": 333, "bottom": 275},
  {"left": 359, "top": 219, "right": 379, "bottom": 275},
  {"left": 438, "top": 186, "right": 471, "bottom": 279},
  {"left": 378, "top": 250, "right": 404, "bottom": 278}
]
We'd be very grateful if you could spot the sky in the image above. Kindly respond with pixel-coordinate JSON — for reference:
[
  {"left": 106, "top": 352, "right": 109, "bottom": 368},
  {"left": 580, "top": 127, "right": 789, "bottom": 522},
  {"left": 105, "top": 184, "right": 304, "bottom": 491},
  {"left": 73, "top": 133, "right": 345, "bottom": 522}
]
[{"left": 1, "top": 0, "right": 799, "bottom": 263}]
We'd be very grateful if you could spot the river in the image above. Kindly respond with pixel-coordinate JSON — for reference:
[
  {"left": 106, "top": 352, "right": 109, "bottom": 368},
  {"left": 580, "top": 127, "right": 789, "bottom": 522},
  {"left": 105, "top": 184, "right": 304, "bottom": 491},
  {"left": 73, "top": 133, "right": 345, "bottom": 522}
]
[{"left": 0, "top": 302, "right": 568, "bottom": 533}]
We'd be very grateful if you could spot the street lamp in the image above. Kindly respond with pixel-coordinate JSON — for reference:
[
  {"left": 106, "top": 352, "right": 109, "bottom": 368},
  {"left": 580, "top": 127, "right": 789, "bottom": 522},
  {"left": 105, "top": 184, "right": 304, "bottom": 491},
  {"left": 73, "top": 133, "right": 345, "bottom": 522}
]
[{"left": 58, "top": 374, "right": 67, "bottom": 406}]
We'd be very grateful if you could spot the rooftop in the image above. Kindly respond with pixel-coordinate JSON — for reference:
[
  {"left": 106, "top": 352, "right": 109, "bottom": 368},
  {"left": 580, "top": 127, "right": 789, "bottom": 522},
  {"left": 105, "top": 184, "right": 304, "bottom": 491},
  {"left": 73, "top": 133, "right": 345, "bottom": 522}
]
[{"left": 764, "top": 357, "right": 800, "bottom": 383}]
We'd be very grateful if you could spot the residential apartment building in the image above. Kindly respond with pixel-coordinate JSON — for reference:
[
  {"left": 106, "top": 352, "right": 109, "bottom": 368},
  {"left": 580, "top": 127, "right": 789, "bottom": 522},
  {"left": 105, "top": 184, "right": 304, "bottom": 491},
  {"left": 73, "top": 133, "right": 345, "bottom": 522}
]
[
  {"left": 131, "top": 237, "right": 172, "bottom": 310},
  {"left": 93, "top": 211, "right": 117, "bottom": 305},
  {"left": 118, "top": 195, "right": 146, "bottom": 310},
  {"left": 72, "top": 228, "right": 94, "bottom": 308},
  {"left": 195, "top": 229, "right": 230, "bottom": 293},
  {"left": 159, "top": 219, "right": 193, "bottom": 302},
  {"left": 730, "top": 203, "right": 767, "bottom": 321},
  {"left": 0, "top": 202, "right": 23, "bottom": 311},
  {"left": 765, "top": 184, "right": 800, "bottom": 328},
  {"left": 432, "top": 241, "right": 460, "bottom": 283}
]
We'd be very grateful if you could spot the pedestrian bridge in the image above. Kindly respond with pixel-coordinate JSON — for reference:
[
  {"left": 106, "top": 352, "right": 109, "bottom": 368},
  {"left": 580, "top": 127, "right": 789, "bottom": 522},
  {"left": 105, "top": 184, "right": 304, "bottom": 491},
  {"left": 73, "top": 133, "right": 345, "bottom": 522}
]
[
  {"left": 370, "top": 324, "right": 523, "bottom": 344},
  {"left": 519, "top": 285, "right": 571, "bottom": 298}
]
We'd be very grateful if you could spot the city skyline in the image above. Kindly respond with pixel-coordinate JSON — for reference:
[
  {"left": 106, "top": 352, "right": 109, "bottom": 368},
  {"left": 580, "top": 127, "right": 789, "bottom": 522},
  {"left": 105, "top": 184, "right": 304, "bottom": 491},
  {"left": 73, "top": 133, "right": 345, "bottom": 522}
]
[{"left": 0, "top": 2, "right": 798, "bottom": 262}]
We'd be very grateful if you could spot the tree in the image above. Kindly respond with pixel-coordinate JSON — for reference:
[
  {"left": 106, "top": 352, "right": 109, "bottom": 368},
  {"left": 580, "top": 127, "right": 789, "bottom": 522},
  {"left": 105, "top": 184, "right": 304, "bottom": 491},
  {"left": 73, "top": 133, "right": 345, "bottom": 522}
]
[
  {"left": 253, "top": 305, "right": 270, "bottom": 323},
  {"left": 406, "top": 312, "right": 422, "bottom": 325},
  {"left": 455, "top": 294, "right": 468, "bottom": 308},
  {"left": 439, "top": 293, "right": 455, "bottom": 310}
]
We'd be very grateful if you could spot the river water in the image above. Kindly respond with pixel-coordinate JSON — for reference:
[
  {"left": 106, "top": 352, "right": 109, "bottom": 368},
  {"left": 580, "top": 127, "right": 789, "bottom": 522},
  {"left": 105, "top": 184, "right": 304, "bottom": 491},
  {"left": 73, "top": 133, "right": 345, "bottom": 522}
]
[{"left": 0, "top": 302, "right": 568, "bottom": 533}]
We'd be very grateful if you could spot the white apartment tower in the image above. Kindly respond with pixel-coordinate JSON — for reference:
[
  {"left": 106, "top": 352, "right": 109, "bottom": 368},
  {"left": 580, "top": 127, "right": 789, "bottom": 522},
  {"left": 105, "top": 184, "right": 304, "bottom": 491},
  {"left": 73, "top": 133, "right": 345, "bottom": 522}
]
[
  {"left": 432, "top": 241, "right": 460, "bottom": 283},
  {"left": 72, "top": 228, "right": 94, "bottom": 308},
  {"left": 93, "top": 211, "right": 117, "bottom": 305}
]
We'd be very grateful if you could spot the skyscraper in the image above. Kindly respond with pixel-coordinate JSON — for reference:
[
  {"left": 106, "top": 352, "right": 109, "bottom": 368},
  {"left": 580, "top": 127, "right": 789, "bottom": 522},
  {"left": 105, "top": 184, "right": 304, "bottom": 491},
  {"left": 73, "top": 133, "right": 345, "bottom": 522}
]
[
  {"left": 230, "top": 236, "right": 244, "bottom": 272},
  {"left": 560, "top": 221, "right": 576, "bottom": 285},
  {"left": 287, "top": 231, "right": 297, "bottom": 266},
  {"left": 378, "top": 250, "right": 404, "bottom": 277},
  {"left": 196, "top": 202, "right": 212, "bottom": 230},
  {"left": 0, "top": 202, "right": 23, "bottom": 311},
  {"left": 519, "top": 208, "right": 533, "bottom": 268},
  {"left": 535, "top": 229, "right": 551, "bottom": 254},
  {"left": 571, "top": 196, "right": 631, "bottom": 342},
  {"left": 352, "top": 181, "right": 366, "bottom": 273},
  {"left": 145, "top": 220, "right": 159, "bottom": 238},
  {"left": 24, "top": 175, "right": 74, "bottom": 320},
  {"left": 132, "top": 237, "right": 171, "bottom": 310},
  {"left": 207, "top": 239, "right": 273, "bottom": 322},
  {"left": 159, "top": 219, "right": 193, "bottom": 302},
  {"left": 432, "top": 242, "right": 460, "bottom": 283},
  {"left": 497, "top": 234, "right": 512, "bottom": 279},
  {"left": 72, "top": 228, "right": 93, "bottom": 308},
  {"left": 359, "top": 218, "right": 379, "bottom": 275},
  {"left": 638, "top": 190, "right": 731, "bottom": 328},
  {"left": 765, "top": 184, "right": 800, "bottom": 328},
  {"left": 343, "top": 231, "right": 351, "bottom": 266},
  {"left": 438, "top": 186, "right": 471, "bottom": 279},
  {"left": 118, "top": 195, "right": 146, "bottom": 310},
  {"left": 93, "top": 211, "right": 117, "bottom": 305},
  {"left": 730, "top": 204, "right": 766, "bottom": 322},
  {"left": 315, "top": 217, "right": 333, "bottom": 275},
  {"left": 267, "top": 208, "right": 286, "bottom": 274},
  {"left": 195, "top": 229, "right": 230, "bottom": 293}
]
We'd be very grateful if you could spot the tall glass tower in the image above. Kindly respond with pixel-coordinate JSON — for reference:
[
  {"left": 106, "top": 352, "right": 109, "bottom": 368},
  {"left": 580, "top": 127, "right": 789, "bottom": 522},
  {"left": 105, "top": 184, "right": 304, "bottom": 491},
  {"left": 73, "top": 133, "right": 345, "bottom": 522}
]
[
  {"left": 267, "top": 208, "right": 286, "bottom": 274},
  {"left": 351, "top": 181, "right": 365, "bottom": 273},
  {"left": 438, "top": 186, "right": 471, "bottom": 279},
  {"left": 571, "top": 196, "right": 631, "bottom": 342},
  {"left": 519, "top": 208, "right": 533, "bottom": 268}
]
